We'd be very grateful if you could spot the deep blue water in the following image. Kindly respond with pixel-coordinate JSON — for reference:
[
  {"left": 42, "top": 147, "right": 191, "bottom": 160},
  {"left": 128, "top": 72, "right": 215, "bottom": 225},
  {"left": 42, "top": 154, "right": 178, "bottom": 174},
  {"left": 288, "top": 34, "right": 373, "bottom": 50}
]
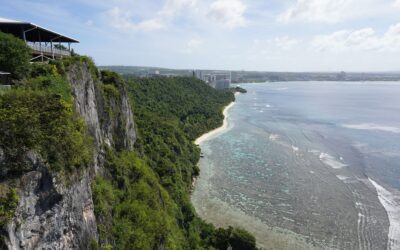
[{"left": 193, "top": 82, "right": 400, "bottom": 249}]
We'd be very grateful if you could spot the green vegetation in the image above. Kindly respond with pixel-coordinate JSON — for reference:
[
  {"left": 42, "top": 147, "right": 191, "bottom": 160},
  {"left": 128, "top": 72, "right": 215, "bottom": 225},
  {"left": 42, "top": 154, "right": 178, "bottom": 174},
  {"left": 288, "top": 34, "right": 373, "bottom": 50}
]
[
  {"left": 93, "top": 75, "right": 256, "bottom": 249},
  {"left": 0, "top": 187, "right": 18, "bottom": 247},
  {"left": 0, "top": 188, "right": 18, "bottom": 227},
  {"left": 0, "top": 58, "right": 93, "bottom": 177},
  {"left": 93, "top": 150, "right": 185, "bottom": 249},
  {"left": 122, "top": 76, "right": 256, "bottom": 249},
  {"left": 0, "top": 32, "right": 31, "bottom": 79},
  {"left": 0, "top": 37, "right": 256, "bottom": 248},
  {"left": 58, "top": 55, "right": 100, "bottom": 80},
  {"left": 213, "top": 227, "right": 256, "bottom": 250},
  {"left": 231, "top": 86, "right": 247, "bottom": 93},
  {"left": 126, "top": 77, "right": 233, "bottom": 225}
]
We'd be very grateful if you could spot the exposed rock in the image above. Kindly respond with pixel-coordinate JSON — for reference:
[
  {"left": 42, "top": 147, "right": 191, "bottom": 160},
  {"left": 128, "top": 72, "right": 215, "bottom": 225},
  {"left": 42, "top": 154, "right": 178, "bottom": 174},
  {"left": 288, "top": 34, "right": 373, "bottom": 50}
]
[
  {"left": 67, "top": 62, "right": 104, "bottom": 167},
  {"left": 4, "top": 61, "right": 137, "bottom": 249},
  {"left": 67, "top": 61, "right": 136, "bottom": 156},
  {"left": 0, "top": 148, "right": 4, "bottom": 163},
  {"left": 120, "top": 90, "right": 136, "bottom": 151},
  {"left": 96, "top": 75, "right": 136, "bottom": 152},
  {"left": 7, "top": 166, "right": 96, "bottom": 250}
]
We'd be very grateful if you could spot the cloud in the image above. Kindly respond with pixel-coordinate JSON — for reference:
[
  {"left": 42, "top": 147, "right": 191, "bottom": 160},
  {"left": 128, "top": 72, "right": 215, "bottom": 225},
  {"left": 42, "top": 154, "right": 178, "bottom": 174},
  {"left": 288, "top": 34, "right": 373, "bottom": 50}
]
[
  {"left": 182, "top": 38, "right": 203, "bottom": 53},
  {"left": 312, "top": 23, "right": 400, "bottom": 51},
  {"left": 207, "top": 0, "right": 247, "bottom": 28},
  {"left": 273, "top": 36, "right": 301, "bottom": 50},
  {"left": 106, "top": 7, "right": 165, "bottom": 32},
  {"left": 106, "top": 0, "right": 197, "bottom": 32},
  {"left": 394, "top": 0, "right": 400, "bottom": 7},
  {"left": 277, "top": 0, "right": 382, "bottom": 23},
  {"left": 248, "top": 36, "right": 301, "bottom": 58},
  {"left": 104, "top": 0, "right": 248, "bottom": 32},
  {"left": 161, "top": 0, "right": 198, "bottom": 17},
  {"left": 278, "top": 0, "right": 353, "bottom": 23}
]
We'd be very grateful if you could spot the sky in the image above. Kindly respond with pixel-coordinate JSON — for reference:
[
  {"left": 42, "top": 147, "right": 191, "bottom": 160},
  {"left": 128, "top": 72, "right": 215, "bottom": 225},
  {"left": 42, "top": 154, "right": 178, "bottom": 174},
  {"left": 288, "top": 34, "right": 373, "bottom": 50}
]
[{"left": 1, "top": 0, "right": 400, "bottom": 72}]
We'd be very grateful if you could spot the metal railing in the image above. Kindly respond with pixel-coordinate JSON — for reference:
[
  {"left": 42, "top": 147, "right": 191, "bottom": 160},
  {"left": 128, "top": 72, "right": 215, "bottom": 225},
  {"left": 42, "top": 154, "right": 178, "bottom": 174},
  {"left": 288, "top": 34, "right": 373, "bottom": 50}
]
[{"left": 28, "top": 43, "right": 71, "bottom": 57}]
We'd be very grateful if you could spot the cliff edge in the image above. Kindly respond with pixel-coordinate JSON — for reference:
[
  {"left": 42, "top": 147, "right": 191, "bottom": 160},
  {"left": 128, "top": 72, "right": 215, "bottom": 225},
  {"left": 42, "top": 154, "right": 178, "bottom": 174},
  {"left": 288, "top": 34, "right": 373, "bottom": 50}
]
[{"left": 0, "top": 58, "right": 136, "bottom": 249}]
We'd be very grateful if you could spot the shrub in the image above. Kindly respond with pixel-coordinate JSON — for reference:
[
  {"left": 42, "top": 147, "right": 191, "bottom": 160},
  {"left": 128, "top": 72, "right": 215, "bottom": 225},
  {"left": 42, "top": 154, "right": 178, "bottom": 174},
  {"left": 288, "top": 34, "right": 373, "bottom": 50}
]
[
  {"left": 0, "top": 32, "right": 31, "bottom": 79},
  {"left": 92, "top": 150, "right": 186, "bottom": 249},
  {"left": 0, "top": 89, "right": 93, "bottom": 175},
  {"left": 0, "top": 188, "right": 18, "bottom": 227},
  {"left": 17, "top": 74, "right": 73, "bottom": 103},
  {"left": 30, "top": 63, "right": 58, "bottom": 78},
  {"left": 214, "top": 227, "right": 256, "bottom": 250},
  {"left": 230, "top": 228, "right": 257, "bottom": 250},
  {"left": 101, "top": 70, "right": 122, "bottom": 85}
]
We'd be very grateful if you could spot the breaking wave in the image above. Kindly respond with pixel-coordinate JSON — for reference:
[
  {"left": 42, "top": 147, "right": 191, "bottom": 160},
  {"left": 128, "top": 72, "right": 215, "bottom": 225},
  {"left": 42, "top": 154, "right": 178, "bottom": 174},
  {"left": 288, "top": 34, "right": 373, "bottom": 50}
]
[{"left": 342, "top": 123, "right": 400, "bottom": 134}]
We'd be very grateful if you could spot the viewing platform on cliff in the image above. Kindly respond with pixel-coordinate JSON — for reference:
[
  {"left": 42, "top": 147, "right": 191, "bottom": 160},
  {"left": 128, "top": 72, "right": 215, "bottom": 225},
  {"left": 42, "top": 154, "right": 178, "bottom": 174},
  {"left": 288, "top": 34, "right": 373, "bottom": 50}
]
[{"left": 0, "top": 17, "right": 78, "bottom": 61}]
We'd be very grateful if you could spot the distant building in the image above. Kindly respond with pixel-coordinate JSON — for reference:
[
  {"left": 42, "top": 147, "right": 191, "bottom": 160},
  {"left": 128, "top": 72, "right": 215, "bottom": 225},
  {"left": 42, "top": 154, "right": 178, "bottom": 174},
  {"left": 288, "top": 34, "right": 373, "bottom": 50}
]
[
  {"left": 146, "top": 70, "right": 163, "bottom": 78},
  {"left": 194, "top": 70, "right": 231, "bottom": 89},
  {"left": 0, "top": 17, "right": 79, "bottom": 61}
]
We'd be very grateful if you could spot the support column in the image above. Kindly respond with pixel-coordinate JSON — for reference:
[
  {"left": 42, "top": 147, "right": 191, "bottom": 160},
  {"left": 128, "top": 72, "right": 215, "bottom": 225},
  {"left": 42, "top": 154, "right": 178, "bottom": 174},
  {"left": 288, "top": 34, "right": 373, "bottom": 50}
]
[
  {"left": 59, "top": 41, "right": 62, "bottom": 58},
  {"left": 21, "top": 27, "right": 26, "bottom": 41},
  {"left": 38, "top": 30, "right": 43, "bottom": 62},
  {"left": 51, "top": 41, "right": 54, "bottom": 59}
]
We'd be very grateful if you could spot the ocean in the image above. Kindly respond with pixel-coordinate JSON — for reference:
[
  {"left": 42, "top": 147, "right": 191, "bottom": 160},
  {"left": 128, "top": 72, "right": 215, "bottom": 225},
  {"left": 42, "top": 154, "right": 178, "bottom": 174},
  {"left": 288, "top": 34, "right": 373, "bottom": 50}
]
[{"left": 191, "top": 82, "right": 400, "bottom": 250}]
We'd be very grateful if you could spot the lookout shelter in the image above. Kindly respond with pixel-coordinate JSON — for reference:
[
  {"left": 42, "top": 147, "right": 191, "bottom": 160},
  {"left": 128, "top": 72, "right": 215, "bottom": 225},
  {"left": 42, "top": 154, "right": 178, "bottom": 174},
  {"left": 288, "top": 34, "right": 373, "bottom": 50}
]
[{"left": 0, "top": 17, "right": 79, "bottom": 61}]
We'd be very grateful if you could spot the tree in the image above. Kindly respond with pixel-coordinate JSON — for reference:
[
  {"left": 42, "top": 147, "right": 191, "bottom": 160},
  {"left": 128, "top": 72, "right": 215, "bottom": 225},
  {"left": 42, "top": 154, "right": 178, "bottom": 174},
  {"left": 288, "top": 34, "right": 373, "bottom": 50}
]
[
  {"left": 54, "top": 44, "right": 67, "bottom": 50},
  {"left": 0, "top": 32, "right": 31, "bottom": 79}
]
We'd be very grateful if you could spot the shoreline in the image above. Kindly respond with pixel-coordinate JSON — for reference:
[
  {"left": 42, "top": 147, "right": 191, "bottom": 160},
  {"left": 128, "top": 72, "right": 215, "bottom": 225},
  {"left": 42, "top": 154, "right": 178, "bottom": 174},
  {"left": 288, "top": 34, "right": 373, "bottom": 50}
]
[
  {"left": 194, "top": 100, "right": 236, "bottom": 146},
  {"left": 191, "top": 93, "right": 317, "bottom": 249},
  {"left": 191, "top": 98, "right": 236, "bottom": 189}
]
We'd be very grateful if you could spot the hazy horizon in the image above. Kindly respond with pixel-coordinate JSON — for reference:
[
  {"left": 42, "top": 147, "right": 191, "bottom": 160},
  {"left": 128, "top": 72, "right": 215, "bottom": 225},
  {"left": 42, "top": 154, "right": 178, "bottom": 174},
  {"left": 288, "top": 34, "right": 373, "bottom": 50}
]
[
  {"left": 101, "top": 65, "right": 400, "bottom": 74},
  {"left": 2, "top": 0, "right": 400, "bottom": 72}
]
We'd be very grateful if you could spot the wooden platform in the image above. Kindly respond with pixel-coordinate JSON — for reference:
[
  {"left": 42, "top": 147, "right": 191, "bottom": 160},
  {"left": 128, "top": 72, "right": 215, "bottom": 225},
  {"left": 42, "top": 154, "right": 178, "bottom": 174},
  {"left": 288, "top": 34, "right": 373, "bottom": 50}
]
[{"left": 29, "top": 43, "right": 71, "bottom": 60}]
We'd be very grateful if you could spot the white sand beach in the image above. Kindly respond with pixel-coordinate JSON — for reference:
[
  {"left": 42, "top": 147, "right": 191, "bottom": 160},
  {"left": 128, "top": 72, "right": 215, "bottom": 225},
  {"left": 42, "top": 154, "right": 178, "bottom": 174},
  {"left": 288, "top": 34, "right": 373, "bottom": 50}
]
[{"left": 194, "top": 101, "right": 236, "bottom": 145}]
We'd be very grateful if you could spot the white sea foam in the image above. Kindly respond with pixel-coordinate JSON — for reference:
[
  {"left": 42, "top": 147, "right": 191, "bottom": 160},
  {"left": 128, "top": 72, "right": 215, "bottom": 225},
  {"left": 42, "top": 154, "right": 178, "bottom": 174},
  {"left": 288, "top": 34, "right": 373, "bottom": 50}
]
[
  {"left": 269, "top": 134, "right": 280, "bottom": 141},
  {"left": 308, "top": 149, "right": 320, "bottom": 155},
  {"left": 336, "top": 175, "right": 349, "bottom": 181},
  {"left": 342, "top": 123, "right": 400, "bottom": 134},
  {"left": 353, "top": 142, "right": 369, "bottom": 148},
  {"left": 369, "top": 178, "right": 400, "bottom": 250},
  {"left": 292, "top": 146, "right": 299, "bottom": 152},
  {"left": 265, "top": 104, "right": 272, "bottom": 108},
  {"left": 319, "top": 152, "right": 348, "bottom": 169}
]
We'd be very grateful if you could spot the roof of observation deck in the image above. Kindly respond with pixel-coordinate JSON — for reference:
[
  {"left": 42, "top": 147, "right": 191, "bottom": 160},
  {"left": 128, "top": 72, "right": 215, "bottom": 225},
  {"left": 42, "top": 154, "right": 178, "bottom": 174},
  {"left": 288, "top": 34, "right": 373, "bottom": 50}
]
[{"left": 0, "top": 17, "right": 79, "bottom": 43}]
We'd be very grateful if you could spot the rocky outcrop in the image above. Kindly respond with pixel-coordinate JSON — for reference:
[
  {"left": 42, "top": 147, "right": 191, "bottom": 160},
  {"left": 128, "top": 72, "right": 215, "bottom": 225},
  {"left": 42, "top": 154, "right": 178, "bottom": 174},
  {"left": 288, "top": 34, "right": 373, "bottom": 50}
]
[
  {"left": 67, "top": 62, "right": 136, "bottom": 156},
  {"left": 6, "top": 156, "right": 97, "bottom": 250},
  {"left": 4, "top": 61, "right": 136, "bottom": 249}
]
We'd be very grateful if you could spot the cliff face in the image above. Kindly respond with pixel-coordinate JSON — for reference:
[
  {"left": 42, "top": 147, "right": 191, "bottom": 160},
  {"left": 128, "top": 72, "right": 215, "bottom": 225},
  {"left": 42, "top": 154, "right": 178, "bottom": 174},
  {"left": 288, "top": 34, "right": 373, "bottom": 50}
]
[
  {"left": 4, "top": 61, "right": 136, "bottom": 249},
  {"left": 66, "top": 62, "right": 136, "bottom": 163}
]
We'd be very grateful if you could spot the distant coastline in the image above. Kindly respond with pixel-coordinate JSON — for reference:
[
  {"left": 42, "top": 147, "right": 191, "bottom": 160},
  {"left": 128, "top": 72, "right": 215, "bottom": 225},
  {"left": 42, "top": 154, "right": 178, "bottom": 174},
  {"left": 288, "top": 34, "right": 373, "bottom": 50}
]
[{"left": 100, "top": 66, "right": 400, "bottom": 82}]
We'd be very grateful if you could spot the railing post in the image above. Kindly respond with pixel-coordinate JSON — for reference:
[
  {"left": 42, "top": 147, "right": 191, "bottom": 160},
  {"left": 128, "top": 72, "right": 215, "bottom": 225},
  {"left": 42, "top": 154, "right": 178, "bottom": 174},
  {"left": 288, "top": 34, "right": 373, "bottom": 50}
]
[{"left": 51, "top": 41, "right": 54, "bottom": 59}]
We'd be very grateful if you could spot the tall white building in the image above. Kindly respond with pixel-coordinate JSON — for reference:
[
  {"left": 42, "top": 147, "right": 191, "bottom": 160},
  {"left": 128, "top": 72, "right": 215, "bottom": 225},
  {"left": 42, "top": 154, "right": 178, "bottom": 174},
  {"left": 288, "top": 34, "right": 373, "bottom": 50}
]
[{"left": 194, "top": 70, "right": 231, "bottom": 89}]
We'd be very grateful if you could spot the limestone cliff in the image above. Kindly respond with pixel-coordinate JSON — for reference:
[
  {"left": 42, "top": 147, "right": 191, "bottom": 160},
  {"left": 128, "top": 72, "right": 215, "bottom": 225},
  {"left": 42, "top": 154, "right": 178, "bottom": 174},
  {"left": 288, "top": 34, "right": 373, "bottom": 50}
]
[{"left": 3, "top": 60, "right": 136, "bottom": 249}]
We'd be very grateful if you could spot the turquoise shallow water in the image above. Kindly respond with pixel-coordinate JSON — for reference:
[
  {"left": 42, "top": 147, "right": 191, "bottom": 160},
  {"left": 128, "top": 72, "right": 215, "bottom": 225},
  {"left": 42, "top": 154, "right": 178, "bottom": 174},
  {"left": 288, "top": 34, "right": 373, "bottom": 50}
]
[{"left": 192, "top": 82, "right": 400, "bottom": 250}]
